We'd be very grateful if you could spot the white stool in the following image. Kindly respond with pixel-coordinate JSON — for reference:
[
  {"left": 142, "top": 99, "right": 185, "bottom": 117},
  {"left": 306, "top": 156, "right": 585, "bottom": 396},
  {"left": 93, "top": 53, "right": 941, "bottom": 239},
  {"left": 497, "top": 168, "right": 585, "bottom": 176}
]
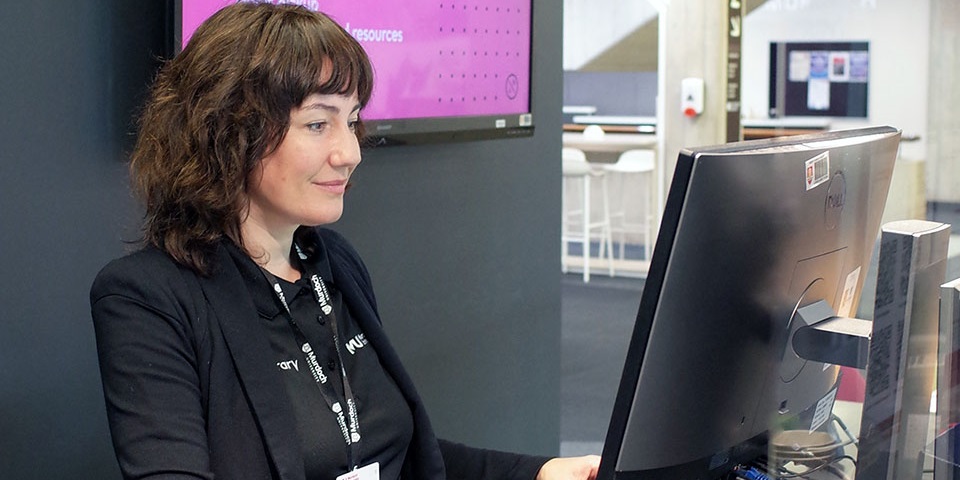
[
  {"left": 562, "top": 147, "right": 613, "bottom": 282},
  {"left": 582, "top": 124, "right": 605, "bottom": 141},
  {"left": 602, "top": 149, "right": 655, "bottom": 271}
]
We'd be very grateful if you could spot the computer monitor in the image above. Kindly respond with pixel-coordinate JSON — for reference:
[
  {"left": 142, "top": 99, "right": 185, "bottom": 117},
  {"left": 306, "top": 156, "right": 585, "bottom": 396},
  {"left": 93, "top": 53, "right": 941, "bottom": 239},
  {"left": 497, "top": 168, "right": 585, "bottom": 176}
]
[{"left": 597, "top": 126, "right": 901, "bottom": 479}]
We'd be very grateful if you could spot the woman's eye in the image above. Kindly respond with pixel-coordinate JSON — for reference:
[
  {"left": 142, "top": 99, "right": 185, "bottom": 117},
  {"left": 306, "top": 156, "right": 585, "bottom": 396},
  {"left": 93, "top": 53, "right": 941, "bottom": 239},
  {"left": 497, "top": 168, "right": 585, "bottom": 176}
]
[
  {"left": 348, "top": 119, "right": 360, "bottom": 132},
  {"left": 306, "top": 122, "right": 327, "bottom": 132}
]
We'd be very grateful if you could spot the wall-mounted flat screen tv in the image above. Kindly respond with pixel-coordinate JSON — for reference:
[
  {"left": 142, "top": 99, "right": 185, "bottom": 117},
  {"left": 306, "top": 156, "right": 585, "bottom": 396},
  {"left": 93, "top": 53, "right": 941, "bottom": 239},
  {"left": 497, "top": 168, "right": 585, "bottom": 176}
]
[{"left": 175, "top": 0, "right": 535, "bottom": 145}]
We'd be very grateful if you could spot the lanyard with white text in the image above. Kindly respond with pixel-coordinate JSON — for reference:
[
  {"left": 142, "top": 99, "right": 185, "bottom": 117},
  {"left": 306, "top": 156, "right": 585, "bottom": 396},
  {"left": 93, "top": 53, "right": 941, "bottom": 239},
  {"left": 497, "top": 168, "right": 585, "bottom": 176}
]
[{"left": 260, "top": 266, "right": 363, "bottom": 470}]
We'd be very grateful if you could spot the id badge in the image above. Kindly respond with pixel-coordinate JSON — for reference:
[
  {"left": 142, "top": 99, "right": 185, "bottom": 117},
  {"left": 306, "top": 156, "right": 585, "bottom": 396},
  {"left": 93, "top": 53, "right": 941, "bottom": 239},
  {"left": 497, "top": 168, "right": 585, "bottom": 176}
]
[{"left": 336, "top": 462, "right": 379, "bottom": 480}]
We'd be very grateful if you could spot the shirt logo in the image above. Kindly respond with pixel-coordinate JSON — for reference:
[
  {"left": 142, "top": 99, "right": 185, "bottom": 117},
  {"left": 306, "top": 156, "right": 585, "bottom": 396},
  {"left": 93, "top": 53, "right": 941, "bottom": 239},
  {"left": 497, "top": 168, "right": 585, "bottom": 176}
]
[
  {"left": 277, "top": 359, "right": 299, "bottom": 372},
  {"left": 345, "top": 334, "right": 368, "bottom": 355}
]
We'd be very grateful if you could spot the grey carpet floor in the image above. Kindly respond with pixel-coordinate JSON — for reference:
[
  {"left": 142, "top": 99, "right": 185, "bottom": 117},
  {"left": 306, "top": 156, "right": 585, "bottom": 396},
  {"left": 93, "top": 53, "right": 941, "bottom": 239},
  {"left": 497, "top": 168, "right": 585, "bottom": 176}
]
[{"left": 560, "top": 274, "right": 644, "bottom": 455}]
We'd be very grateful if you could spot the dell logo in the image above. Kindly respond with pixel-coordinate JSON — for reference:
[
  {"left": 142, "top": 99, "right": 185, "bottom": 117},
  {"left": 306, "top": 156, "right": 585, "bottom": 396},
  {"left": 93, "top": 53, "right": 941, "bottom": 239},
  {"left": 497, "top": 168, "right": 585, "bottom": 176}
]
[
  {"left": 827, "top": 190, "right": 845, "bottom": 209},
  {"left": 824, "top": 172, "right": 846, "bottom": 230}
]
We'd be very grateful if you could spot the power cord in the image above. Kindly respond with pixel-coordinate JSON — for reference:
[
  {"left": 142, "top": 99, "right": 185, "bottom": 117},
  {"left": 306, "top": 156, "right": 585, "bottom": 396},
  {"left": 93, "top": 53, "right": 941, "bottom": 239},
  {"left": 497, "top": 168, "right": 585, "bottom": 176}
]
[
  {"left": 735, "top": 466, "right": 772, "bottom": 480},
  {"left": 737, "top": 413, "right": 860, "bottom": 480},
  {"left": 776, "top": 454, "right": 856, "bottom": 479}
]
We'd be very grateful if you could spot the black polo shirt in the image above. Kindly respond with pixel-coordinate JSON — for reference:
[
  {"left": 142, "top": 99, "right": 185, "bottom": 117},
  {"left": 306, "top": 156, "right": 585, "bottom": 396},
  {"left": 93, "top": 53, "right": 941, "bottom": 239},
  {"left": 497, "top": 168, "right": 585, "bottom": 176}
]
[{"left": 228, "top": 232, "right": 413, "bottom": 480}]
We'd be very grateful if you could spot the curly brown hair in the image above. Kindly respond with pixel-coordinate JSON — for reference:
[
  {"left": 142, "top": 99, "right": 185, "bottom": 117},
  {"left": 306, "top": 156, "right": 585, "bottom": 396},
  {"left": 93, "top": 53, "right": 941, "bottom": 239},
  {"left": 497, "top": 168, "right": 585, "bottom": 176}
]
[{"left": 130, "top": 2, "right": 373, "bottom": 275}]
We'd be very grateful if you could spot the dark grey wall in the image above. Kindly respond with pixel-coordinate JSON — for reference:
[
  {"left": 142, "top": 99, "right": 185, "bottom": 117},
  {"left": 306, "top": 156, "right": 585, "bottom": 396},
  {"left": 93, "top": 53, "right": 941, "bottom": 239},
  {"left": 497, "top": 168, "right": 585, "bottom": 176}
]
[
  {"left": 0, "top": 2, "right": 164, "bottom": 479},
  {"left": 333, "top": 0, "right": 563, "bottom": 456},
  {"left": 0, "top": 0, "right": 561, "bottom": 478}
]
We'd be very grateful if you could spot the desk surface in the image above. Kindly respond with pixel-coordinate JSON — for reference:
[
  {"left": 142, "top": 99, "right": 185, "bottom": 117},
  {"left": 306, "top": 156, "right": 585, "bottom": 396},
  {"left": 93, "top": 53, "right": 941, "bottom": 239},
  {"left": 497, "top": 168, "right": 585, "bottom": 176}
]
[
  {"left": 743, "top": 127, "right": 828, "bottom": 140},
  {"left": 562, "top": 132, "right": 657, "bottom": 154},
  {"left": 563, "top": 123, "right": 655, "bottom": 134}
]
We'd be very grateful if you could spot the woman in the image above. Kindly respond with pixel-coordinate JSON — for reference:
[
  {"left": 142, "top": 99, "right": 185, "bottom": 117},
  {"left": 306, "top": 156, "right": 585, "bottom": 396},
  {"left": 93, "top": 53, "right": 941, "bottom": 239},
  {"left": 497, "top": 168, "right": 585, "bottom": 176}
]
[{"left": 91, "top": 3, "right": 599, "bottom": 480}]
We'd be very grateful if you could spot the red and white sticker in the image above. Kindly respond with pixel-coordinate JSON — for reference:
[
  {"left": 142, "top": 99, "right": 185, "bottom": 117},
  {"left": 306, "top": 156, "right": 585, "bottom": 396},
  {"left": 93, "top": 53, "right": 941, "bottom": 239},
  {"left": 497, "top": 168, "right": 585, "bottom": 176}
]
[{"left": 805, "top": 151, "right": 830, "bottom": 191}]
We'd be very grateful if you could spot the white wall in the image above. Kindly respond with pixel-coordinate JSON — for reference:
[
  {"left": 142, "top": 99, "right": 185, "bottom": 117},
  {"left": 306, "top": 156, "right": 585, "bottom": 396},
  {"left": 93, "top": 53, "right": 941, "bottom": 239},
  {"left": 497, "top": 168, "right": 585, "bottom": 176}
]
[
  {"left": 563, "top": 0, "right": 657, "bottom": 70},
  {"left": 742, "top": 0, "right": 931, "bottom": 162},
  {"left": 926, "top": 0, "right": 960, "bottom": 203}
]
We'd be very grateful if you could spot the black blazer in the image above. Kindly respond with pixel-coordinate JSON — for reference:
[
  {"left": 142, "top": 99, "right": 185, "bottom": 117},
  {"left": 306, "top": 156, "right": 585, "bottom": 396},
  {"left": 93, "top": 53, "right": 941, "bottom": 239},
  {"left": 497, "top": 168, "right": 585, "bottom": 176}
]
[{"left": 91, "top": 228, "right": 547, "bottom": 480}]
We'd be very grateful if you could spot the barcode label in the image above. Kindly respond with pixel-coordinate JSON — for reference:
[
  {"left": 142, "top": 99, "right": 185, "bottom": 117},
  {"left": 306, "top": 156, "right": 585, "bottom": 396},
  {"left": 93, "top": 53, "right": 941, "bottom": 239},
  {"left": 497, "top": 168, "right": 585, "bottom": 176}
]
[
  {"left": 805, "top": 151, "right": 830, "bottom": 190},
  {"left": 837, "top": 266, "right": 861, "bottom": 317},
  {"left": 810, "top": 387, "right": 838, "bottom": 433},
  {"left": 866, "top": 323, "right": 893, "bottom": 398}
]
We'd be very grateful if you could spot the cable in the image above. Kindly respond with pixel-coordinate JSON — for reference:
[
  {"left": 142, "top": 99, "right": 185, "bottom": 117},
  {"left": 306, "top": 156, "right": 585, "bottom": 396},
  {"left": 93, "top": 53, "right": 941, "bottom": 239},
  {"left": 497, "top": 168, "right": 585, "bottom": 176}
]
[
  {"left": 831, "top": 414, "right": 859, "bottom": 448},
  {"left": 777, "top": 455, "right": 857, "bottom": 479},
  {"left": 735, "top": 466, "right": 772, "bottom": 480},
  {"left": 739, "top": 414, "right": 861, "bottom": 480}
]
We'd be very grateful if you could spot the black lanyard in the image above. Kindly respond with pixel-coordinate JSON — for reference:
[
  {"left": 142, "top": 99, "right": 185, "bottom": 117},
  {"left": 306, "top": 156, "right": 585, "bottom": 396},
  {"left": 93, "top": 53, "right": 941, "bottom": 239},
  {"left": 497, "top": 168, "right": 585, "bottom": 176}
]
[{"left": 260, "top": 261, "right": 363, "bottom": 470}]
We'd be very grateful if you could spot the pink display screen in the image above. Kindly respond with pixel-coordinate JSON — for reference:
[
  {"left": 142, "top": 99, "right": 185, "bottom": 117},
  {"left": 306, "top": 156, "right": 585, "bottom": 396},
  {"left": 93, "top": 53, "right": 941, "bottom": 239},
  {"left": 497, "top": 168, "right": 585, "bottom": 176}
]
[{"left": 180, "top": 0, "right": 532, "bottom": 126}]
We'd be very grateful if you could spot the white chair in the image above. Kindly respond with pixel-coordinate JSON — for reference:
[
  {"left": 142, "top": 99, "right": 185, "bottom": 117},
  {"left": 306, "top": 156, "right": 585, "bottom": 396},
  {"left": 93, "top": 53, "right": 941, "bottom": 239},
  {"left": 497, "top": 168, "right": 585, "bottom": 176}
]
[
  {"left": 582, "top": 124, "right": 605, "bottom": 141},
  {"left": 602, "top": 149, "right": 656, "bottom": 271},
  {"left": 561, "top": 147, "right": 613, "bottom": 282}
]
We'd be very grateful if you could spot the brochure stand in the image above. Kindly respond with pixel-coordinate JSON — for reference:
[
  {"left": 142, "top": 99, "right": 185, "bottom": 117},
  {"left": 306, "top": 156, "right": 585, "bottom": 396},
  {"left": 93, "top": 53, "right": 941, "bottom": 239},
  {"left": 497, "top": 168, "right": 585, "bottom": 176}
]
[
  {"left": 856, "top": 220, "right": 951, "bottom": 480},
  {"left": 924, "top": 279, "right": 960, "bottom": 479}
]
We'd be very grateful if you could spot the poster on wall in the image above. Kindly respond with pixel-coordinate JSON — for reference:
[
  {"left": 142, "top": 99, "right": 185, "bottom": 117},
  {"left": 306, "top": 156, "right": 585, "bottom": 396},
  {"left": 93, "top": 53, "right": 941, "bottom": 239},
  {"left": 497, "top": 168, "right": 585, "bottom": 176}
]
[{"left": 769, "top": 41, "right": 869, "bottom": 118}]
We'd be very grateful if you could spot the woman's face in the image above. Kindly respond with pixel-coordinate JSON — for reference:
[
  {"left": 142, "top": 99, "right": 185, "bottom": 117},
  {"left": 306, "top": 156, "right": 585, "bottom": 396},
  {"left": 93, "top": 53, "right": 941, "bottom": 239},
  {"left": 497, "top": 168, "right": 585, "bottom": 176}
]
[{"left": 245, "top": 92, "right": 362, "bottom": 233}]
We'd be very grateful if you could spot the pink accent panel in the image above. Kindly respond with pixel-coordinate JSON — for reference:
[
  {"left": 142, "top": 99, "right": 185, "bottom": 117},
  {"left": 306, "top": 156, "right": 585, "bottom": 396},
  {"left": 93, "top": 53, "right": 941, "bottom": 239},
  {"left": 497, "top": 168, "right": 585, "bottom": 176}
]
[
  {"left": 179, "top": 0, "right": 531, "bottom": 120},
  {"left": 180, "top": 0, "right": 235, "bottom": 49},
  {"left": 837, "top": 366, "right": 866, "bottom": 403}
]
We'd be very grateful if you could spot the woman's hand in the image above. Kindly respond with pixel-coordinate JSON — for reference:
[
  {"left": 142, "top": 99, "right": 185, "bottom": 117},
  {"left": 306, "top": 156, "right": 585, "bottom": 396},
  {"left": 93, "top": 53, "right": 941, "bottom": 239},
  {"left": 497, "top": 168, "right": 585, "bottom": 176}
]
[{"left": 535, "top": 455, "right": 601, "bottom": 480}]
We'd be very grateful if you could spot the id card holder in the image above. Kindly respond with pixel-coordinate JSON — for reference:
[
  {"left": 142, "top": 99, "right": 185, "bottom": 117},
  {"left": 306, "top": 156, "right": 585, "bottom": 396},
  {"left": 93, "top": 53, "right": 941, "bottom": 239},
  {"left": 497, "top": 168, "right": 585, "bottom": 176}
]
[{"left": 336, "top": 462, "right": 379, "bottom": 480}]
